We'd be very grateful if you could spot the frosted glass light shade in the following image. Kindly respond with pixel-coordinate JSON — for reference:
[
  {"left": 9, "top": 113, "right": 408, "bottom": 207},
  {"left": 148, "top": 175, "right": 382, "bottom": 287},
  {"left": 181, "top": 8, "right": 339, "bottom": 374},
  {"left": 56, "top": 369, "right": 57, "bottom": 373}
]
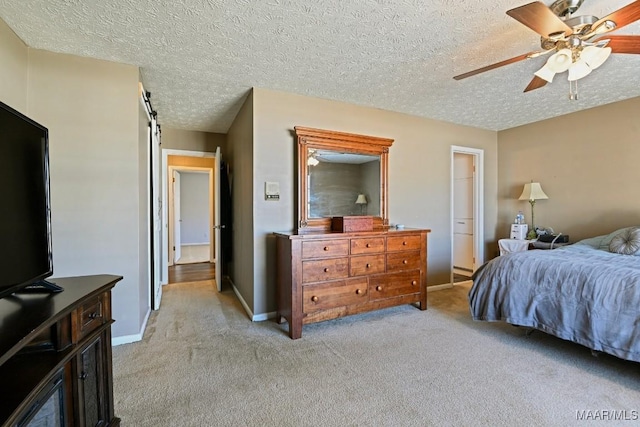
[
  {"left": 534, "top": 64, "right": 556, "bottom": 82},
  {"left": 582, "top": 46, "right": 612, "bottom": 70},
  {"left": 568, "top": 59, "right": 592, "bottom": 81},
  {"left": 547, "top": 49, "right": 572, "bottom": 73},
  {"left": 518, "top": 182, "right": 548, "bottom": 201}
]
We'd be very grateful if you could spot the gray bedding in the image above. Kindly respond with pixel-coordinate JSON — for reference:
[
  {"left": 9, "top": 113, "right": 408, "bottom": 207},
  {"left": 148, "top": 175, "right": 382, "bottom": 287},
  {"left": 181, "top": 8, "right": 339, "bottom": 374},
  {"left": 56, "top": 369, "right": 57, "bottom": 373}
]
[{"left": 469, "top": 241, "right": 640, "bottom": 362}]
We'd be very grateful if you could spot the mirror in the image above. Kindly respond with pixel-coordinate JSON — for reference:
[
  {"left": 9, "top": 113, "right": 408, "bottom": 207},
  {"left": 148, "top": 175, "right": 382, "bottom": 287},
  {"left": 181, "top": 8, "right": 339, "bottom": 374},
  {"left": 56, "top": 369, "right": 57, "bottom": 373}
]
[
  {"left": 295, "top": 126, "right": 393, "bottom": 232},
  {"left": 307, "top": 149, "right": 380, "bottom": 218}
]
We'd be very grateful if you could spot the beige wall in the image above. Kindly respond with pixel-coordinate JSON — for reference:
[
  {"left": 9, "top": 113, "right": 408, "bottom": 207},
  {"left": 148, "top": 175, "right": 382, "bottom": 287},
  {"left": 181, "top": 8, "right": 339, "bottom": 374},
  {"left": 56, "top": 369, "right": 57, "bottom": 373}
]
[
  {"left": 0, "top": 19, "right": 28, "bottom": 112},
  {"left": 497, "top": 97, "right": 640, "bottom": 246},
  {"left": 162, "top": 127, "right": 225, "bottom": 152},
  {"left": 226, "top": 91, "right": 254, "bottom": 314},
  {"left": 138, "top": 90, "right": 150, "bottom": 326},
  {"left": 251, "top": 88, "right": 498, "bottom": 316},
  {"left": 26, "top": 49, "right": 143, "bottom": 338},
  {"left": 1, "top": 18, "right": 147, "bottom": 339}
]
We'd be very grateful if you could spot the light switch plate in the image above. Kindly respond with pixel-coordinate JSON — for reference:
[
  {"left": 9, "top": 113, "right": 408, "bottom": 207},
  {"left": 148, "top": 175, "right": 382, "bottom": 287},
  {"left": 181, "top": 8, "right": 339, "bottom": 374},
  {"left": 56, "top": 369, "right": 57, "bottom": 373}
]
[{"left": 265, "top": 181, "right": 280, "bottom": 200}]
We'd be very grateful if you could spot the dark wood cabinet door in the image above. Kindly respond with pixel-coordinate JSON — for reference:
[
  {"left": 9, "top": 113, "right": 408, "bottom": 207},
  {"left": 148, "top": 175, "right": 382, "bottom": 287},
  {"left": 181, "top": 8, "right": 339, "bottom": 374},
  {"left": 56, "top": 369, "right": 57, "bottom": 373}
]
[{"left": 76, "top": 334, "right": 107, "bottom": 426}]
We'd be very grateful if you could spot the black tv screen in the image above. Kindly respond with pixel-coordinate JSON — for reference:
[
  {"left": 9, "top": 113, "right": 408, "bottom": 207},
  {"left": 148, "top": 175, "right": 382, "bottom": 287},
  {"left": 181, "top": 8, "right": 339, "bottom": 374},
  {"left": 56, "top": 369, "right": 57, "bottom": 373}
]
[{"left": 0, "top": 100, "right": 53, "bottom": 298}]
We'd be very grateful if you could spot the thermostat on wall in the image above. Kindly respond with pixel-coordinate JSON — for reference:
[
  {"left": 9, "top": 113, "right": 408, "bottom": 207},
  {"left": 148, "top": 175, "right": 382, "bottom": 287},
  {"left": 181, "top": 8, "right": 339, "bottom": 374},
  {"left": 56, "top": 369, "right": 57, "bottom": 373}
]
[{"left": 265, "top": 181, "right": 280, "bottom": 200}]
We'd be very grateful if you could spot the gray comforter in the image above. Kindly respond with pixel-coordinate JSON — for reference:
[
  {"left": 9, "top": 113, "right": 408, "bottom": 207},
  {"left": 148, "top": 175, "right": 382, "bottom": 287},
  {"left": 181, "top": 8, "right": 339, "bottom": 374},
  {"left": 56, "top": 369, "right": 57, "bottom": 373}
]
[{"left": 469, "top": 242, "right": 640, "bottom": 362}]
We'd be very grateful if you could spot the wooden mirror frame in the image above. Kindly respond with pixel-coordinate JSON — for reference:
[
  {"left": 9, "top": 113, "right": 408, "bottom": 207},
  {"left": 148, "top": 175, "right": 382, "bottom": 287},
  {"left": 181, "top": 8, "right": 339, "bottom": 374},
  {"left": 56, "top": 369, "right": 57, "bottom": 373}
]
[{"left": 295, "top": 126, "right": 394, "bottom": 233}]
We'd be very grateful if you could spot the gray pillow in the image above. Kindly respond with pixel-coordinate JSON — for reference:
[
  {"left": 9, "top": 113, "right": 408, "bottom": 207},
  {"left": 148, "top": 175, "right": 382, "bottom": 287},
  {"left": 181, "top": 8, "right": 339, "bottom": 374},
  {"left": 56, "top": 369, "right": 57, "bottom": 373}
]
[
  {"left": 609, "top": 227, "right": 640, "bottom": 255},
  {"left": 598, "top": 226, "right": 636, "bottom": 251}
]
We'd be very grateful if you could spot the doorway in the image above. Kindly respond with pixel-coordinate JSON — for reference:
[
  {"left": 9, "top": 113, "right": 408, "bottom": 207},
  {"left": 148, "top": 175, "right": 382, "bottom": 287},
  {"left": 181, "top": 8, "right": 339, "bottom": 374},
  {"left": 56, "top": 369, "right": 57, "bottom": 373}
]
[
  {"left": 450, "top": 146, "right": 484, "bottom": 285},
  {"left": 162, "top": 149, "right": 222, "bottom": 290},
  {"left": 168, "top": 168, "right": 213, "bottom": 266}
]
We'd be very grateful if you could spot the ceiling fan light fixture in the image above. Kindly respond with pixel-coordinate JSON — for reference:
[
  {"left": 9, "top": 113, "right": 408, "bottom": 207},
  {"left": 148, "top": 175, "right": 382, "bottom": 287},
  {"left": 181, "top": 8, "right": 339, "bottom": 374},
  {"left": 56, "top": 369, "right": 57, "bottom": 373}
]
[
  {"left": 547, "top": 49, "right": 573, "bottom": 73},
  {"left": 581, "top": 46, "right": 612, "bottom": 70},
  {"left": 568, "top": 59, "right": 592, "bottom": 81},
  {"left": 534, "top": 64, "right": 556, "bottom": 83},
  {"left": 593, "top": 20, "right": 617, "bottom": 35}
]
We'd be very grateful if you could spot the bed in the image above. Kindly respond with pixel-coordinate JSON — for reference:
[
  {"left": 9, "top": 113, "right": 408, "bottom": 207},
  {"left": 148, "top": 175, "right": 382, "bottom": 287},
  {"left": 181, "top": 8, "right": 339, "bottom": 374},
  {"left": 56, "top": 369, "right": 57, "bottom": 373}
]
[{"left": 469, "top": 227, "right": 640, "bottom": 362}]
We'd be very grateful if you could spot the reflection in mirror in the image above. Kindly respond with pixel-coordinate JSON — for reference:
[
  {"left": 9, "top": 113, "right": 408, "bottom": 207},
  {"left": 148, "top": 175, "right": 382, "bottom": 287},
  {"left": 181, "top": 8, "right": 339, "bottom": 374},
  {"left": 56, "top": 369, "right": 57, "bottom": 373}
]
[
  {"left": 295, "top": 126, "right": 393, "bottom": 232},
  {"left": 307, "top": 149, "right": 380, "bottom": 218}
]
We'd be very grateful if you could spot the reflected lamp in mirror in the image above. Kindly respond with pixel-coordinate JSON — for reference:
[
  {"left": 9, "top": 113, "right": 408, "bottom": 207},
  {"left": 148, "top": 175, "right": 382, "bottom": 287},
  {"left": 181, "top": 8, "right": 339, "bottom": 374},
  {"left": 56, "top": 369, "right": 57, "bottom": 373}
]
[{"left": 355, "top": 194, "right": 367, "bottom": 215}]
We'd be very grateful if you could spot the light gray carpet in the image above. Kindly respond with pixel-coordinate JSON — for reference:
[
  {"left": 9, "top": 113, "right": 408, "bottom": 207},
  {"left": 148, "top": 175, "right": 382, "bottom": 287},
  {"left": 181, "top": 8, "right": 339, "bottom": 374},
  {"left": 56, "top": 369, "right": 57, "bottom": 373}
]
[{"left": 112, "top": 281, "right": 640, "bottom": 426}]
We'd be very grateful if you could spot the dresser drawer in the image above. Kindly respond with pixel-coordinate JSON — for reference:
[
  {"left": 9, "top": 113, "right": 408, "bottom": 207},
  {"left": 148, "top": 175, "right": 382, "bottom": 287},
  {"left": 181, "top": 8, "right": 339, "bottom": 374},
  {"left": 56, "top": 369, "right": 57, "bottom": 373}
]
[
  {"left": 303, "top": 278, "right": 368, "bottom": 313},
  {"left": 350, "top": 237, "right": 385, "bottom": 255},
  {"left": 386, "top": 251, "right": 421, "bottom": 272},
  {"left": 350, "top": 254, "right": 386, "bottom": 276},
  {"left": 302, "top": 239, "right": 349, "bottom": 259},
  {"left": 369, "top": 271, "right": 421, "bottom": 301},
  {"left": 302, "top": 258, "right": 349, "bottom": 283},
  {"left": 387, "top": 235, "right": 422, "bottom": 252},
  {"left": 76, "top": 293, "right": 107, "bottom": 339}
]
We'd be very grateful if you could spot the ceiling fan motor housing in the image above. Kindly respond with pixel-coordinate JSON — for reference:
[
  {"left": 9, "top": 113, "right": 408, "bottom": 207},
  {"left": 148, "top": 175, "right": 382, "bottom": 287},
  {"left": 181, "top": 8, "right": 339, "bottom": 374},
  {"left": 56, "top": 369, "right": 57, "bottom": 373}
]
[{"left": 550, "top": 0, "right": 585, "bottom": 17}]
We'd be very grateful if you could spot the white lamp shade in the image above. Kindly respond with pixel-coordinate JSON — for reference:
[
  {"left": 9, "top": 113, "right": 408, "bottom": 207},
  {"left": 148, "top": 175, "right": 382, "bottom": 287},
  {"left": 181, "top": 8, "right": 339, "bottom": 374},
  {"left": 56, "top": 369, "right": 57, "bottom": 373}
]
[
  {"left": 568, "top": 59, "right": 592, "bottom": 81},
  {"left": 581, "top": 46, "right": 612, "bottom": 70},
  {"left": 547, "top": 49, "right": 573, "bottom": 73},
  {"left": 355, "top": 194, "right": 367, "bottom": 204},
  {"left": 534, "top": 64, "right": 556, "bottom": 83},
  {"left": 518, "top": 182, "right": 548, "bottom": 201}
]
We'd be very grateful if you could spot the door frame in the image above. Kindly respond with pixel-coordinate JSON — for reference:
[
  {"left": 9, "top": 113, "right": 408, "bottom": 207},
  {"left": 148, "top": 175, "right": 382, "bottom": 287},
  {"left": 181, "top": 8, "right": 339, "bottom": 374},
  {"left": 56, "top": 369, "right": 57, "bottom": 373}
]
[
  {"left": 161, "top": 149, "right": 216, "bottom": 285},
  {"left": 450, "top": 146, "right": 484, "bottom": 285},
  {"left": 167, "top": 166, "right": 214, "bottom": 265}
]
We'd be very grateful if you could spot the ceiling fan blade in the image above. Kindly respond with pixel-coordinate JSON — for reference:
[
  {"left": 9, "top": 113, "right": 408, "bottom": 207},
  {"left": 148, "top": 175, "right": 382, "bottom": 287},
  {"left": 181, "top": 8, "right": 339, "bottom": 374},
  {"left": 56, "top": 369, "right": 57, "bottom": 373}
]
[
  {"left": 453, "top": 52, "right": 535, "bottom": 80},
  {"left": 596, "top": 35, "right": 640, "bottom": 54},
  {"left": 593, "top": 0, "right": 640, "bottom": 33},
  {"left": 523, "top": 75, "right": 548, "bottom": 92},
  {"left": 506, "top": 1, "right": 572, "bottom": 38}
]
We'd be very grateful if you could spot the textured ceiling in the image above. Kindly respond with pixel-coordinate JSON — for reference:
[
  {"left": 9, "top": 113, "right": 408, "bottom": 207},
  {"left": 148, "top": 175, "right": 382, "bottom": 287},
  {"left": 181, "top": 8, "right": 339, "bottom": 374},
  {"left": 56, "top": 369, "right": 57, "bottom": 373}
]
[{"left": 1, "top": 0, "right": 639, "bottom": 132}]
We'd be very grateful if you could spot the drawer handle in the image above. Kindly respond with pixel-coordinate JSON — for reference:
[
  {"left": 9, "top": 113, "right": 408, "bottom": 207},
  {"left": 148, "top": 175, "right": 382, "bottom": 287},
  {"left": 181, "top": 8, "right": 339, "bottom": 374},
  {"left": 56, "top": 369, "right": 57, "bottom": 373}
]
[
  {"left": 366, "top": 243, "right": 371, "bottom": 248},
  {"left": 324, "top": 268, "right": 329, "bottom": 273},
  {"left": 376, "top": 285, "right": 383, "bottom": 291},
  {"left": 88, "top": 312, "right": 102, "bottom": 320},
  {"left": 411, "top": 280, "right": 418, "bottom": 286},
  {"left": 324, "top": 246, "right": 329, "bottom": 251},
  {"left": 457, "top": 221, "right": 465, "bottom": 224},
  {"left": 366, "top": 263, "right": 371, "bottom": 268},
  {"left": 402, "top": 241, "right": 407, "bottom": 245},
  {"left": 356, "top": 289, "right": 363, "bottom": 295},
  {"left": 311, "top": 296, "right": 319, "bottom": 302},
  {"left": 403, "top": 260, "right": 408, "bottom": 264},
  {"left": 79, "top": 372, "right": 88, "bottom": 380}
]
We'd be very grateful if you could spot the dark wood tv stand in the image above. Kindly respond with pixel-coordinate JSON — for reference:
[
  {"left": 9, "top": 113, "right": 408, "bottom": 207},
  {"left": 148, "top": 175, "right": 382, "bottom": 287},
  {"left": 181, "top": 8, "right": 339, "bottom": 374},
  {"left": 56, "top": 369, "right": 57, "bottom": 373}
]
[{"left": 0, "top": 275, "right": 122, "bottom": 426}]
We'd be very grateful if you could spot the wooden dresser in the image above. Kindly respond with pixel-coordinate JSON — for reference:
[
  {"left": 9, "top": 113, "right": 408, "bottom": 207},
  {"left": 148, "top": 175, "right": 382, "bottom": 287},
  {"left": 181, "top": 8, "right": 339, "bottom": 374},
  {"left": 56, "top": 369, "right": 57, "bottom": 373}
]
[{"left": 275, "top": 228, "right": 430, "bottom": 339}]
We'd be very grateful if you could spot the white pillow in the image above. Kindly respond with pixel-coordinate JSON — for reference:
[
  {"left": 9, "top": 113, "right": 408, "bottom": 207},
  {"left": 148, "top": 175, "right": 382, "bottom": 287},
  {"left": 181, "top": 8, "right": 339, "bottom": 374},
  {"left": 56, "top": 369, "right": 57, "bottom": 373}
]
[{"left": 609, "top": 227, "right": 640, "bottom": 255}]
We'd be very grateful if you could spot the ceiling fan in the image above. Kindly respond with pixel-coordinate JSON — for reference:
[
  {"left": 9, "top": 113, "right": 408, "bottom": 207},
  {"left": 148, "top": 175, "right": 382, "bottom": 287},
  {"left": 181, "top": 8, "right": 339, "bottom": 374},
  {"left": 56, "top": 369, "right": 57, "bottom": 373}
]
[{"left": 453, "top": 0, "right": 640, "bottom": 99}]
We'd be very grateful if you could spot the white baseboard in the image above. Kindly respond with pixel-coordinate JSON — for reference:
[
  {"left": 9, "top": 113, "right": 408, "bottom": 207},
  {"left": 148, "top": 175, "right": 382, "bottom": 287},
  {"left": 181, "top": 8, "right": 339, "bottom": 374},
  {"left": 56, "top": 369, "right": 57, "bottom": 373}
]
[
  {"left": 227, "top": 276, "right": 275, "bottom": 322},
  {"left": 112, "top": 306, "right": 151, "bottom": 346},
  {"left": 453, "top": 280, "right": 473, "bottom": 287},
  {"left": 427, "top": 283, "right": 454, "bottom": 291}
]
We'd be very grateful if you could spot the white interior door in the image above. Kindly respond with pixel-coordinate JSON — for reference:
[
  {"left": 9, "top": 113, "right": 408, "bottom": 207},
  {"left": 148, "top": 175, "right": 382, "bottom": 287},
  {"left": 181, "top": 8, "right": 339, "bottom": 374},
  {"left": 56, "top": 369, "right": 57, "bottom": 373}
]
[
  {"left": 151, "top": 117, "right": 162, "bottom": 309},
  {"left": 214, "top": 147, "right": 222, "bottom": 291},
  {"left": 173, "top": 170, "right": 182, "bottom": 263}
]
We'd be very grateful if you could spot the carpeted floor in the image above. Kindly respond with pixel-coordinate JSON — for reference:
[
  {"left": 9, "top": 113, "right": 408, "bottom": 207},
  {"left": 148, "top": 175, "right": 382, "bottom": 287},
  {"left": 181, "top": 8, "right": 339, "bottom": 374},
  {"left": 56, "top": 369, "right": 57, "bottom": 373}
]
[{"left": 112, "top": 281, "right": 640, "bottom": 426}]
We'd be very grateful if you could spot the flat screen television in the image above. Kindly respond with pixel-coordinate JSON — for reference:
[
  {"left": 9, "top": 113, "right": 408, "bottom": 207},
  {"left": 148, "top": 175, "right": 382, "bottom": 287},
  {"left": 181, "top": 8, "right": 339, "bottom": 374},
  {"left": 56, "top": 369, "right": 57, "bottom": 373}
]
[{"left": 0, "top": 100, "right": 60, "bottom": 298}]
